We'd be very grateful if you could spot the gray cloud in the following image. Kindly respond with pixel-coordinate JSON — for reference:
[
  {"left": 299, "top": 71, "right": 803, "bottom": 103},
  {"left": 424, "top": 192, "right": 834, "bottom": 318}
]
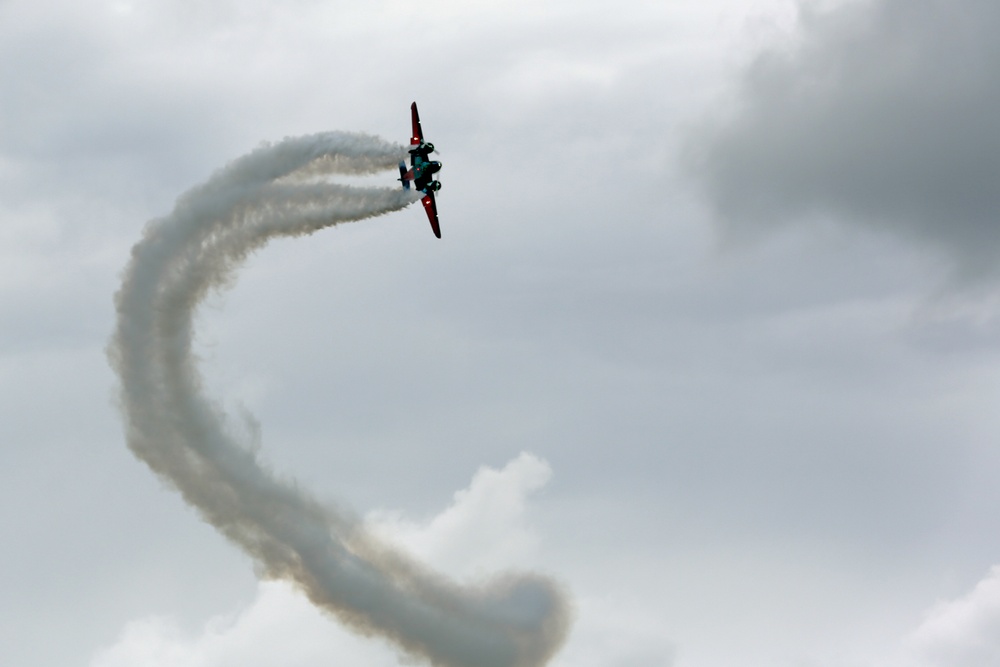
[{"left": 687, "top": 0, "right": 1000, "bottom": 276}]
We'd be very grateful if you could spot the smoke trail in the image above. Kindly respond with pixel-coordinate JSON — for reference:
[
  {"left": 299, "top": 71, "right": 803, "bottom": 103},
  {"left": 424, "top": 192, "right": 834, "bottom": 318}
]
[{"left": 108, "top": 132, "right": 571, "bottom": 667}]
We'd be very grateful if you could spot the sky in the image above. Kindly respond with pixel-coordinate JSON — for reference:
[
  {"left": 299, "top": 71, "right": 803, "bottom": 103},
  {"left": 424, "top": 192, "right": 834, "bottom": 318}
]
[{"left": 2, "top": 0, "right": 1000, "bottom": 666}]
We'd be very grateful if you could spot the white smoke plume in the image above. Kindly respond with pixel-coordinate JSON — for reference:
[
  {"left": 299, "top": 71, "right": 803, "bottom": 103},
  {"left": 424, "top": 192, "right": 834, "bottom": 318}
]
[{"left": 107, "top": 131, "right": 571, "bottom": 667}]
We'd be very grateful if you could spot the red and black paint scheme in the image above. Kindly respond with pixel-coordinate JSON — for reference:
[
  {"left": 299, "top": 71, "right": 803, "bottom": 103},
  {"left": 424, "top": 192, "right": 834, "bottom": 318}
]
[{"left": 398, "top": 102, "right": 442, "bottom": 238}]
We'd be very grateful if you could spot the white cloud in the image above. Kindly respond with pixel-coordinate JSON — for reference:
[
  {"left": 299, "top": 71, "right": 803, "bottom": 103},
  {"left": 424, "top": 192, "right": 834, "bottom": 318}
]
[
  {"left": 89, "top": 581, "right": 402, "bottom": 667},
  {"left": 365, "top": 451, "right": 553, "bottom": 575},
  {"left": 891, "top": 566, "right": 1000, "bottom": 667},
  {"left": 90, "top": 453, "right": 555, "bottom": 667}
]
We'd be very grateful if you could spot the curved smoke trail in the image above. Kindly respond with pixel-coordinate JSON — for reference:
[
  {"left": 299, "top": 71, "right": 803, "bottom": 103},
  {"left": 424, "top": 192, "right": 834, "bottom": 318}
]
[{"left": 108, "top": 132, "right": 571, "bottom": 667}]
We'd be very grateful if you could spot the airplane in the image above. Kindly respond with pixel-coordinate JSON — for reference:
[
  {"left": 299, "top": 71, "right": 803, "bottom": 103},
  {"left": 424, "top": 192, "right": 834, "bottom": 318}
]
[{"left": 398, "top": 101, "right": 442, "bottom": 238}]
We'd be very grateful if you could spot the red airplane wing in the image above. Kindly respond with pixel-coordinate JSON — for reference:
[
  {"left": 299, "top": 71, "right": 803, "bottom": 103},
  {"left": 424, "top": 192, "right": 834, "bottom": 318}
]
[
  {"left": 421, "top": 193, "right": 441, "bottom": 238},
  {"left": 410, "top": 101, "right": 423, "bottom": 146}
]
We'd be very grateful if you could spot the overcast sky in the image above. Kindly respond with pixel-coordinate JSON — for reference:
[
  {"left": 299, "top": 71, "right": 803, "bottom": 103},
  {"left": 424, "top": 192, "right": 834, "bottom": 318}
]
[{"left": 3, "top": 1, "right": 1000, "bottom": 666}]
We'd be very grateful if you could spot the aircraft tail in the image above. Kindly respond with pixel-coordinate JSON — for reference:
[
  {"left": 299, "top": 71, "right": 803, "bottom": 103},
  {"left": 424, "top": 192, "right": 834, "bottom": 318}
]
[{"left": 398, "top": 161, "right": 411, "bottom": 190}]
